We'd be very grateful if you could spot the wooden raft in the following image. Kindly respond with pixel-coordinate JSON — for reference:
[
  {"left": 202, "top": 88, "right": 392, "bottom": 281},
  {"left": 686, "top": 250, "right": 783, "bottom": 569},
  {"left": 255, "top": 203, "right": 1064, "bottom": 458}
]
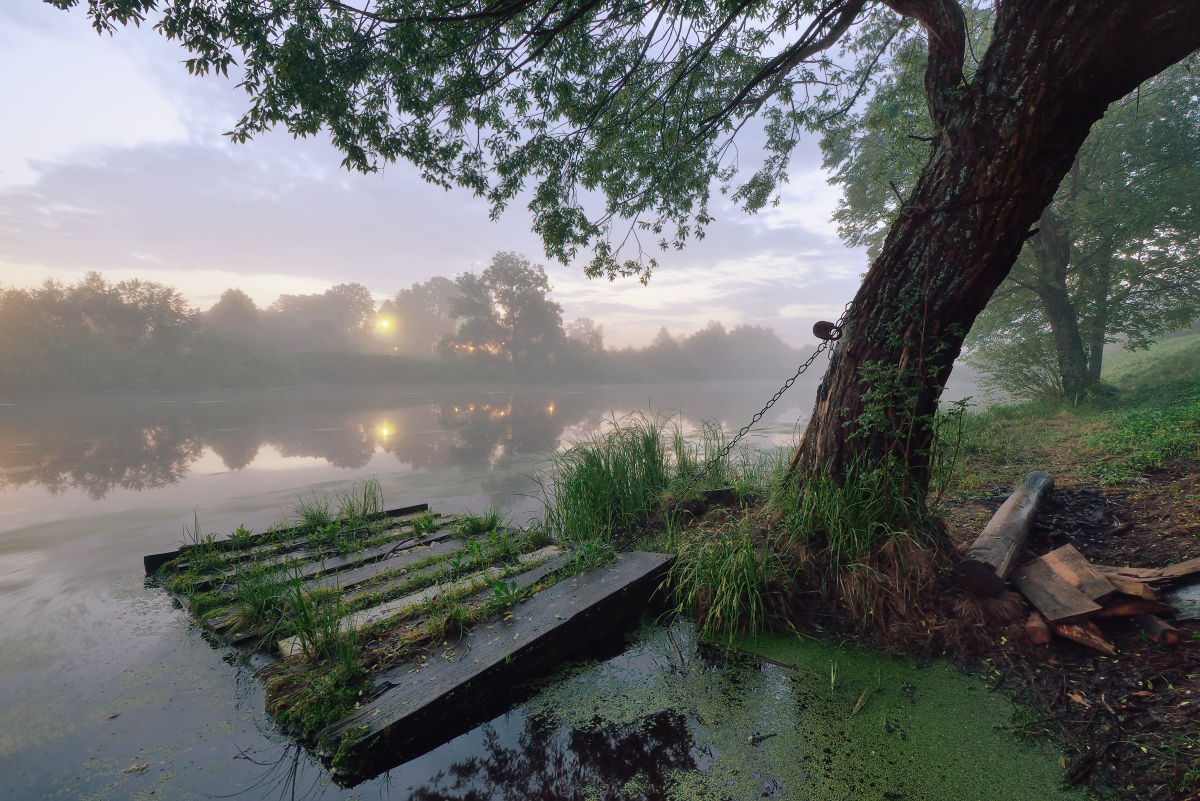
[
  {"left": 321, "top": 551, "right": 674, "bottom": 782},
  {"left": 146, "top": 504, "right": 674, "bottom": 782}
]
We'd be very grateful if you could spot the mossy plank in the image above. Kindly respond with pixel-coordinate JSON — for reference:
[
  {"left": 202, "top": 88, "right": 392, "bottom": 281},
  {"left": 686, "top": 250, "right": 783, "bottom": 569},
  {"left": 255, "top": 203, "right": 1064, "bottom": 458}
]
[
  {"left": 308, "top": 536, "right": 465, "bottom": 593},
  {"left": 320, "top": 551, "right": 673, "bottom": 780},
  {"left": 276, "top": 546, "right": 564, "bottom": 656},
  {"left": 144, "top": 504, "right": 431, "bottom": 573}
]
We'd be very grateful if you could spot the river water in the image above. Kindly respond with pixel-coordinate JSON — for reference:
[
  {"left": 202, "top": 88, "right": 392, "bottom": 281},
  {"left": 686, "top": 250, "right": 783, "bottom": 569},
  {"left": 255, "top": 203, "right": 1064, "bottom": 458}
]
[{"left": 0, "top": 372, "right": 1079, "bottom": 801}]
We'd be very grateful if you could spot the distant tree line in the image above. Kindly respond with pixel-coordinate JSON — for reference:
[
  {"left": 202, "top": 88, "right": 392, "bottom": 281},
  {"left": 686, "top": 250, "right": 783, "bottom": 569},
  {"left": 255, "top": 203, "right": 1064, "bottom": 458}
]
[{"left": 0, "top": 256, "right": 809, "bottom": 392}]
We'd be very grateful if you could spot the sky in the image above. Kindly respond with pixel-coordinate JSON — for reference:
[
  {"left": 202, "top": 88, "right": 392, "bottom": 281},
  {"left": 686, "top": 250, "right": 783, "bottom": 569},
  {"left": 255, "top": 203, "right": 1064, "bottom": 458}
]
[{"left": 0, "top": 1, "right": 868, "bottom": 348}]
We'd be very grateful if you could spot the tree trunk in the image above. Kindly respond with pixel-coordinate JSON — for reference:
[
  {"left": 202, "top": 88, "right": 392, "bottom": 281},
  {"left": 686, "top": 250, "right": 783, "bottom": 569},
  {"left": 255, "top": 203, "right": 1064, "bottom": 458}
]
[
  {"left": 792, "top": 0, "right": 1200, "bottom": 490},
  {"left": 1028, "top": 209, "right": 1090, "bottom": 398},
  {"left": 1081, "top": 260, "right": 1113, "bottom": 384}
]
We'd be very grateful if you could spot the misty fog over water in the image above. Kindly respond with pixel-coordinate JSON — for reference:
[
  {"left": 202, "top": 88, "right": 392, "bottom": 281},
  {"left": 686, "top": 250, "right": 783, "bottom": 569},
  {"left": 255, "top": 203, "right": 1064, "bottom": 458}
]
[{"left": 0, "top": 373, "right": 982, "bottom": 798}]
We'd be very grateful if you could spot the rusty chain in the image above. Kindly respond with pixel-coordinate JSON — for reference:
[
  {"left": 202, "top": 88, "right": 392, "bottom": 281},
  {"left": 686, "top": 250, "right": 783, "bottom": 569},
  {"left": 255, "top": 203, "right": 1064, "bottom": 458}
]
[{"left": 650, "top": 298, "right": 856, "bottom": 529}]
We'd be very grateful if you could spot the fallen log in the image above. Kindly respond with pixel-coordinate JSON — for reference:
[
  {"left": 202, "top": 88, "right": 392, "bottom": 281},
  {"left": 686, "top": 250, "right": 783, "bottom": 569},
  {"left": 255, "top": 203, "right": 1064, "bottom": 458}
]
[
  {"left": 1051, "top": 620, "right": 1116, "bottom": 655},
  {"left": 1039, "top": 544, "right": 1117, "bottom": 604},
  {"left": 1137, "top": 614, "right": 1181, "bottom": 647},
  {"left": 1093, "top": 600, "right": 1178, "bottom": 619},
  {"left": 1012, "top": 559, "right": 1101, "bottom": 624},
  {"left": 1025, "top": 611, "right": 1053, "bottom": 645},
  {"left": 955, "top": 471, "right": 1055, "bottom": 597}
]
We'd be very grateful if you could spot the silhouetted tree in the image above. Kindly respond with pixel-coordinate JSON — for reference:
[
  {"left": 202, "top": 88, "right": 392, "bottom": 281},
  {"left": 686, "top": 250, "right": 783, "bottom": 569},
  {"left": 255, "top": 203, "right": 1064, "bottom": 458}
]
[
  {"left": 206, "top": 287, "right": 261, "bottom": 339},
  {"left": 443, "top": 253, "right": 564, "bottom": 375},
  {"left": 380, "top": 276, "right": 461, "bottom": 356}
]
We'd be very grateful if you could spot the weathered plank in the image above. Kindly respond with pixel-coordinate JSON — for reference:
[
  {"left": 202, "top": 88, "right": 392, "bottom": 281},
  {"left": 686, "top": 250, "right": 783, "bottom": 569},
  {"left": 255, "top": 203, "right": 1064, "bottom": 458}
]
[
  {"left": 276, "top": 546, "right": 564, "bottom": 656},
  {"left": 1039, "top": 544, "right": 1117, "bottom": 604},
  {"left": 196, "top": 530, "right": 455, "bottom": 594},
  {"left": 320, "top": 551, "right": 674, "bottom": 782},
  {"left": 1012, "top": 559, "right": 1102, "bottom": 624},
  {"left": 1161, "top": 556, "right": 1200, "bottom": 580},
  {"left": 955, "top": 471, "right": 1055, "bottom": 597},
  {"left": 311, "top": 538, "right": 466, "bottom": 594},
  {"left": 144, "top": 503, "right": 431, "bottom": 574}
]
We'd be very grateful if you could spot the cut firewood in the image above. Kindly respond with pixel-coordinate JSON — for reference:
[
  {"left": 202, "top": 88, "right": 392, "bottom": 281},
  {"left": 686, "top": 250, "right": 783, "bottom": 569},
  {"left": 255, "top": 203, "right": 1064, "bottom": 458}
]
[
  {"left": 1051, "top": 620, "right": 1116, "bottom": 655},
  {"left": 1025, "top": 611, "right": 1053, "bottom": 645},
  {"left": 1108, "top": 579, "right": 1159, "bottom": 601},
  {"left": 1039, "top": 544, "right": 1117, "bottom": 603},
  {"left": 1136, "top": 614, "right": 1182, "bottom": 647},
  {"left": 1012, "top": 559, "right": 1102, "bottom": 624},
  {"left": 955, "top": 471, "right": 1055, "bottom": 597},
  {"left": 1093, "top": 600, "right": 1178, "bottom": 619}
]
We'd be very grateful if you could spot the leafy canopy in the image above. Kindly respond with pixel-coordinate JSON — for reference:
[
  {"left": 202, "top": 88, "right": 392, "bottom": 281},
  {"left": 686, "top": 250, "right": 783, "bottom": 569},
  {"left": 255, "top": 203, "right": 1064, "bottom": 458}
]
[{"left": 54, "top": 0, "right": 910, "bottom": 281}]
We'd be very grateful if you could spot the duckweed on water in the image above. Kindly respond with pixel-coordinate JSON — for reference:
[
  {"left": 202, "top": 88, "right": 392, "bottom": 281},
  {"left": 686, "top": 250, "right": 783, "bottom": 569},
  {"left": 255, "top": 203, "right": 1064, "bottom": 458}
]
[{"left": 525, "top": 622, "right": 1085, "bottom": 801}]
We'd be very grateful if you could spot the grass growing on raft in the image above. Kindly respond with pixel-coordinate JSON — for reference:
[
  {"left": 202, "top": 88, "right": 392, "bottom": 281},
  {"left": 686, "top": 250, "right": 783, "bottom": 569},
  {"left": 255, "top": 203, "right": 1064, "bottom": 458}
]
[
  {"left": 536, "top": 412, "right": 771, "bottom": 545},
  {"left": 455, "top": 504, "right": 511, "bottom": 537}
]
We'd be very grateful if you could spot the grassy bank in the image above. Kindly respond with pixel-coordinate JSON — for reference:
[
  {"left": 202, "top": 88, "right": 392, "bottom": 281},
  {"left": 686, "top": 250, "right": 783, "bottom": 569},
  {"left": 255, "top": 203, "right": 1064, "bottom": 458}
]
[{"left": 534, "top": 334, "right": 1200, "bottom": 799}]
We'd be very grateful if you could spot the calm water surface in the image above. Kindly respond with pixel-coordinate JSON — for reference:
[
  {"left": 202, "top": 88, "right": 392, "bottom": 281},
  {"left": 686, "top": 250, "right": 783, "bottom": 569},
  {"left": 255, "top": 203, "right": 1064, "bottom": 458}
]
[{"left": 1, "top": 374, "right": 1030, "bottom": 801}]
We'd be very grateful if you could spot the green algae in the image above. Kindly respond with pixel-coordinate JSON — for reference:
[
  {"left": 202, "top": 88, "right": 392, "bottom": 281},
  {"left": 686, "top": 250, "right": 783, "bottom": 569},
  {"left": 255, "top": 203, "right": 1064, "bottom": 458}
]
[{"left": 525, "top": 622, "right": 1086, "bottom": 800}]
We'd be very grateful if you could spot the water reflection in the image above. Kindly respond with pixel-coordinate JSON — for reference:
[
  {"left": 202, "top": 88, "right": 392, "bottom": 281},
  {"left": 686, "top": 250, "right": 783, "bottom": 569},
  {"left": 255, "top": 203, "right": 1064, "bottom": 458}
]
[
  {"left": 410, "top": 711, "right": 695, "bottom": 801},
  {"left": 0, "top": 384, "right": 809, "bottom": 500}
]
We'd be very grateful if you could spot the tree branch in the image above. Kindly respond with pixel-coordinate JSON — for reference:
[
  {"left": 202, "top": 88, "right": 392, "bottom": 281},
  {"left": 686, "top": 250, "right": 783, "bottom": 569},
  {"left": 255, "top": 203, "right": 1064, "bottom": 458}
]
[{"left": 881, "top": 0, "right": 966, "bottom": 127}]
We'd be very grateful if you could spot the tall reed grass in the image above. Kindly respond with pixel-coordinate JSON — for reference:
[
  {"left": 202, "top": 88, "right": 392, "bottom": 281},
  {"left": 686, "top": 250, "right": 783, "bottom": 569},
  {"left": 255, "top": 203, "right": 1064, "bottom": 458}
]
[{"left": 536, "top": 412, "right": 767, "bottom": 544}]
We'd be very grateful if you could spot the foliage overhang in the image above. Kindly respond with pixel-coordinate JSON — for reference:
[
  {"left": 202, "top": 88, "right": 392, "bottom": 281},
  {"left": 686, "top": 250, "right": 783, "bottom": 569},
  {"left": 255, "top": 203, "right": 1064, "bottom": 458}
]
[{"left": 51, "top": 0, "right": 920, "bottom": 282}]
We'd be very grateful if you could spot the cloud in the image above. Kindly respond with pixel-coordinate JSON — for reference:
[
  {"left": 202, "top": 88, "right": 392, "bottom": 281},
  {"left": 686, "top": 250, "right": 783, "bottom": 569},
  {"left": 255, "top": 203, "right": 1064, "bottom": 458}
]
[{"left": 1, "top": 3, "right": 868, "bottom": 348}]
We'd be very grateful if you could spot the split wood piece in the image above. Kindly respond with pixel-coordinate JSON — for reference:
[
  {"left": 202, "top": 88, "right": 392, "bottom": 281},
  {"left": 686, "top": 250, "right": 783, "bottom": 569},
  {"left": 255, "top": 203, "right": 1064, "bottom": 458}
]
[
  {"left": 955, "top": 471, "right": 1055, "bottom": 597},
  {"left": 1025, "top": 611, "right": 1053, "bottom": 645},
  {"left": 319, "top": 551, "right": 674, "bottom": 783},
  {"left": 1092, "top": 565, "right": 1162, "bottom": 582},
  {"left": 1051, "top": 620, "right": 1116, "bottom": 656},
  {"left": 144, "top": 503, "right": 431, "bottom": 574},
  {"left": 1012, "top": 559, "right": 1101, "bottom": 624},
  {"left": 1094, "top": 600, "right": 1178, "bottom": 619},
  {"left": 1093, "top": 557, "right": 1200, "bottom": 584},
  {"left": 1137, "top": 614, "right": 1182, "bottom": 647},
  {"left": 1108, "top": 579, "right": 1159, "bottom": 601},
  {"left": 1039, "top": 544, "right": 1117, "bottom": 604},
  {"left": 277, "top": 546, "right": 562, "bottom": 657}
]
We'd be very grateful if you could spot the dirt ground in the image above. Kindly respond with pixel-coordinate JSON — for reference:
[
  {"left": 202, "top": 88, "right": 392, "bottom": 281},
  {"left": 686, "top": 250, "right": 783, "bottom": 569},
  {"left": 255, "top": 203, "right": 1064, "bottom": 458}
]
[{"left": 939, "top": 459, "right": 1200, "bottom": 800}]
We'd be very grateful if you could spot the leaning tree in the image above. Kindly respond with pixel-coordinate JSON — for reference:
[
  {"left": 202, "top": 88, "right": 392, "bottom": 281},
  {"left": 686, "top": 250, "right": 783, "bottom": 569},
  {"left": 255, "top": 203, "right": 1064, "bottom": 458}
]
[{"left": 56, "top": 0, "right": 1200, "bottom": 489}]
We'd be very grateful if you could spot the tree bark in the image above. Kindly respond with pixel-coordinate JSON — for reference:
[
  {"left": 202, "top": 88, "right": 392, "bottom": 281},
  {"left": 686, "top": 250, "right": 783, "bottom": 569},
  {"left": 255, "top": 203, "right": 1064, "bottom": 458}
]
[{"left": 792, "top": 0, "right": 1200, "bottom": 489}]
